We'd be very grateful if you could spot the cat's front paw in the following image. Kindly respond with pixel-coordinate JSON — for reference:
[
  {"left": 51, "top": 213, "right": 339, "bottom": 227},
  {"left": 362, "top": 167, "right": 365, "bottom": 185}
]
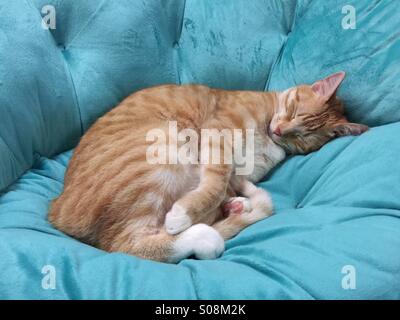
[{"left": 165, "top": 204, "right": 192, "bottom": 235}]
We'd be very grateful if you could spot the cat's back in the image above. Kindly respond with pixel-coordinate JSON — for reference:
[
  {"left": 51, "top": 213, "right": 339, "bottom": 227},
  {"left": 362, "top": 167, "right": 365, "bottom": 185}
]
[
  {"left": 68, "top": 83, "right": 216, "bottom": 169},
  {"left": 118, "top": 83, "right": 216, "bottom": 126},
  {"left": 49, "top": 84, "right": 212, "bottom": 240}
]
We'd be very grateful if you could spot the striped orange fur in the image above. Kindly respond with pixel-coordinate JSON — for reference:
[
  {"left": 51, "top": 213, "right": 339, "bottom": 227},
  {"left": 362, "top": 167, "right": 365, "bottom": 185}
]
[{"left": 49, "top": 72, "right": 368, "bottom": 263}]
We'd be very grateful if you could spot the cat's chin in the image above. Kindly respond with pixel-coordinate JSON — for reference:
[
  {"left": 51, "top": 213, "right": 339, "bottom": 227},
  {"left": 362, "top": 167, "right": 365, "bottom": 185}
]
[{"left": 269, "top": 133, "right": 292, "bottom": 155}]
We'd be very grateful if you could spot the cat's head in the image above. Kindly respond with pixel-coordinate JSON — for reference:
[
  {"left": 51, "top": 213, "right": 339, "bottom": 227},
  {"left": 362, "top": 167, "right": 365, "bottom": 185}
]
[{"left": 269, "top": 72, "right": 368, "bottom": 154}]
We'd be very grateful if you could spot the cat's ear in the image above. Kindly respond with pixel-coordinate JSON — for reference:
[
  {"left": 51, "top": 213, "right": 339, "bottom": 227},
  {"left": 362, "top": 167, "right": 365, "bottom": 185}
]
[
  {"left": 311, "top": 71, "right": 346, "bottom": 101},
  {"left": 330, "top": 122, "right": 369, "bottom": 137}
]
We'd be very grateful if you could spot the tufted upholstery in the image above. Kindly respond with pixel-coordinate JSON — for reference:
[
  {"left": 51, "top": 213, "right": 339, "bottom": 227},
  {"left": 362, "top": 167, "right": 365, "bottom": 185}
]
[{"left": 0, "top": 0, "right": 399, "bottom": 299}]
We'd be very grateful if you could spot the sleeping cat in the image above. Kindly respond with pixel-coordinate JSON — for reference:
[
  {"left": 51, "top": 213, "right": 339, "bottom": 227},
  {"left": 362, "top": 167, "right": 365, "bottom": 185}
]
[{"left": 49, "top": 71, "right": 367, "bottom": 263}]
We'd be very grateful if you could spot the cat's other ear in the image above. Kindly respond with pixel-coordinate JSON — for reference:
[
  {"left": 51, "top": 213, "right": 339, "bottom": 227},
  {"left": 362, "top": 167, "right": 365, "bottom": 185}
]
[
  {"left": 330, "top": 122, "right": 369, "bottom": 137},
  {"left": 312, "top": 71, "right": 346, "bottom": 101}
]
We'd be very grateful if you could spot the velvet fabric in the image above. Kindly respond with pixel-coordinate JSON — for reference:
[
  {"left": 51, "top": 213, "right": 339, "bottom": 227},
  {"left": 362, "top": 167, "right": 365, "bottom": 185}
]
[{"left": 0, "top": 0, "right": 399, "bottom": 299}]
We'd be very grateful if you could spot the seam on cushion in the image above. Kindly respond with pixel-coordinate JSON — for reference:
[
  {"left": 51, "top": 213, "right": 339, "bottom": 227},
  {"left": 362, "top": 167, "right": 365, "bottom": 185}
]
[
  {"left": 173, "top": 46, "right": 182, "bottom": 85},
  {"left": 289, "top": 0, "right": 300, "bottom": 33},
  {"left": 64, "top": 0, "right": 108, "bottom": 50},
  {"left": 0, "top": 136, "right": 25, "bottom": 173},
  {"left": 263, "top": 0, "right": 299, "bottom": 91},
  {"left": 0, "top": 136, "right": 27, "bottom": 193},
  {"left": 62, "top": 58, "right": 84, "bottom": 135},
  {"left": 263, "top": 38, "right": 287, "bottom": 91},
  {"left": 175, "top": 0, "right": 187, "bottom": 44},
  {"left": 173, "top": 0, "right": 187, "bottom": 85},
  {"left": 183, "top": 265, "right": 200, "bottom": 299}
]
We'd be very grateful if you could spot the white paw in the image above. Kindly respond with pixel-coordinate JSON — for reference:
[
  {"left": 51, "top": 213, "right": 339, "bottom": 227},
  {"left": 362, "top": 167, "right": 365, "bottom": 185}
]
[
  {"left": 170, "top": 224, "right": 225, "bottom": 263},
  {"left": 165, "top": 204, "right": 192, "bottom": 235},
  {"left": 192, "top": 225, "right": 225, "bottom": 260}
]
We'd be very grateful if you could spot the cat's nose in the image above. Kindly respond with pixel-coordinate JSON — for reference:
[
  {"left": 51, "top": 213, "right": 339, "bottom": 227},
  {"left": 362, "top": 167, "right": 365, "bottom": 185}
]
[{"left": 273, "top": 127, "right": 282, "bottom": 137}]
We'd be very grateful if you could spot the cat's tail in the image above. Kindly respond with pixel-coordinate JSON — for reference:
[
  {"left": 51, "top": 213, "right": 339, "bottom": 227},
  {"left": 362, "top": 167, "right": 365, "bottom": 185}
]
[{"left": 108, "top": 223, "right": 225, "bottom": 263}]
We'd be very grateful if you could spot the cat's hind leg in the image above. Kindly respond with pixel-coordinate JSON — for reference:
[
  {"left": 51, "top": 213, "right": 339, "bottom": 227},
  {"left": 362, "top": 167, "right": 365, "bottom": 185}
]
[
  {"left": 109, "top": 223, "right": 224, "bottom": 263},
  {"left": 213, "top": 181, "right": 273, "bottom": 240}
]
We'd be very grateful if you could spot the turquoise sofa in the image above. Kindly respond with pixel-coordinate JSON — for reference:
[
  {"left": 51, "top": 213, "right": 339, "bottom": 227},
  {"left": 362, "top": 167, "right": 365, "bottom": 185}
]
[{"left": 0, "top": 0, "right": 399, "bottom": 299}]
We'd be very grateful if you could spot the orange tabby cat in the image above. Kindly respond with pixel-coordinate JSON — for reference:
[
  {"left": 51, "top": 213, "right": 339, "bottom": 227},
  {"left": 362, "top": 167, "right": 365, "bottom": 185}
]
[{"left": 49, "top": 72, "right": 367, "bottom": 263}]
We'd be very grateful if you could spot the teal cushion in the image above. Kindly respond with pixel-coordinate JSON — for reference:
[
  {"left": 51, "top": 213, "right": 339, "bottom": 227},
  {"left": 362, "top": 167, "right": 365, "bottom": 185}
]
[
  {"left": 0, "top": 1, "right": 82, "bottom": 191},
  {"left": 0, "top": 0, "right": 399, "bottom": 299},
  {"left": 1, "top": 124, "right": 399, "bottom": 299}
]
